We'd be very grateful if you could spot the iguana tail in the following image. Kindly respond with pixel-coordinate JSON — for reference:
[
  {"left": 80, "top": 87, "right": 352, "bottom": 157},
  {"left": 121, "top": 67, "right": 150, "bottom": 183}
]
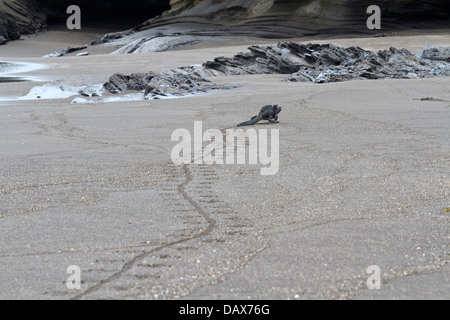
[{"left": 237, "top": 115, "right": 261, "bottom": 127}]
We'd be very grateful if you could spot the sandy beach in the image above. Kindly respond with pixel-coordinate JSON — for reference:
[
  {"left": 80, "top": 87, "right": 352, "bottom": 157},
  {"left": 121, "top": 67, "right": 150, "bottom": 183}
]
[{"left": 0, "top": 26, "right": 449, "bottom": 300}]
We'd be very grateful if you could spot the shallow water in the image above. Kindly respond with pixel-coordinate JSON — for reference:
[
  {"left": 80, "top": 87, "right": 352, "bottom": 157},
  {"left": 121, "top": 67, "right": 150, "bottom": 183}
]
[
  {"left": 0, "top": 62, "right": 27, "bottom": 82},
  {"left": 0, "top": 76, "right": 29, "bottom": 83},
  {"left": 0, "top": 61, "right": 45, "bottom": 83},
  {"left": 0, "top": 62, "right": 18, "bottom": 72}
]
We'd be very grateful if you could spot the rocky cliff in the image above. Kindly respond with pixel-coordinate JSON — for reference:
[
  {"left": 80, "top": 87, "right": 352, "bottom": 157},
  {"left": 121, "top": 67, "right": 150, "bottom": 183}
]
[
  {"left": 137, "top": 0, "right": 450, "bottom": 36},
  {"left": 166, "top": 0, "right": 450, "bottom": 20},
  {"left": 1, "top": 0, "right": 449, "bottom": 44},
  {"left": 0, "top": 0, "right": 45, "bottom": 43},
  {"left": 0, "top": 0, "right": 168, "bottom": 43}
]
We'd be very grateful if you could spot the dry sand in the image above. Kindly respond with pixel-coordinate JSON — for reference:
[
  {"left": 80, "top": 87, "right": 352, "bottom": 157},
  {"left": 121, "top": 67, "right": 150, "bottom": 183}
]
[{"left": 0, "top": 28, "right": 449, "bottom": 300}]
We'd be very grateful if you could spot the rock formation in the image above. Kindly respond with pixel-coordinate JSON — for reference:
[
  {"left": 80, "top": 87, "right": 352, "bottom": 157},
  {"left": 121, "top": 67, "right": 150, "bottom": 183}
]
[
  {"left": 143, "top": 67, "right": 233, "bottom": 99},
  {"left": 103, "top": 0, "right": 450, "bottom": 52},
  {"left": 0, "top": 0, "right": 46, "bottom": 43},
  {"left": 0, "top": 0, "right": 168, "bottom": 44},
  {"left": 1, "top": 1, "right": 450, "bottom": 45},
  {"left": 417, "top": 46, "right": 450, "bottom": 62},
  {"left": 103, "top": 65, "right": 231, "bottom": 99},
  {"left": 203, "top": 42, "right": 450, "bottom": 83},
  {"left": 111, "top": 33, "right": 244, "bottom": 54},
  {"left": 102, "top": 42, "right": 450, "bottom": 100},
  {"left": 42, "top": 45, "right": 88, "bottom": 58},
  {"left": 104, "top": 72, "right": 157, "bottom": 94},
  {"left": 136, "top": 0, "right": 450, "bottom": 36}
]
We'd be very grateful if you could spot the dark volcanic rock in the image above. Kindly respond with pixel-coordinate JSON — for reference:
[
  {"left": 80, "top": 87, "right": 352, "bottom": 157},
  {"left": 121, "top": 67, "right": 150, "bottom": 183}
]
[
  {"left": 104, "top": 72, "right": 156, "bottom": 94},
  {"left": 418, "top": 46, "right": 450, "bottom": 62},
  {"left": 134, "top": 0, "right": 450, "bottom": 38},
  {"left": 2, "top": 0, "right": 450, "bottom": 45},
  {"left": 204, "top": 43, "right": 315, "bottom": 76},
  {"left": 102, "top": 42, "right": 450, "bottom": 101},
  {"left": 289, "top": 44, "right": 450, "bottom": 83},
  {"left": 0, "top": 0, "right": 46, "bottom": 41},
  {"left": 203, "top": 42, "right": 450, "bottom": 84},
  {"left": 43, "top": 46, "right": 89, "bottom": 58},
  {"left": 144, "top": 67, "right": 230, "bottom": 99},
  {"left": 103, "top": 66, "right": 232, "bottom": 99}
]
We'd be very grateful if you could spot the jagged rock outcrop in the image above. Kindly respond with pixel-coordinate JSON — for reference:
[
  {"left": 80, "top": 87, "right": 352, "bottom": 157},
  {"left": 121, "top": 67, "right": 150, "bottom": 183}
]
[
  {"left": 417, "top": 46, "right": 450, "bottom": 62},
  {"left": 103, "top": 65, "right": 230, "bottom": 99},
  {"left": 144, "top": 67, "right": 231, "bottom": 99},
  {"left": 102, "top": 43, "right": 450, "bottom": 101},
  {"left": 104, "top": 72, "right": 157, "bottom": 94},
  {"left": 0, "top": 0, "right": 46, "bottom": 43},
  {"left": 288, "top": 45, "right": 450, "bottom": 82},
  {"left": 203, "top": 42, "right": 450, "bottom": 83}
]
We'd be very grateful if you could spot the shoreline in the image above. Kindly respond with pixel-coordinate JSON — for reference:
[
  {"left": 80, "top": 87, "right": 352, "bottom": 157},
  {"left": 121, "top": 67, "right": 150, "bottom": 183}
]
[
  {"left": 1, "top": 29, "right": 449, "bottom": 103},
  {"left": 0, "top": 61, "right": 48, "bottom": 83}
]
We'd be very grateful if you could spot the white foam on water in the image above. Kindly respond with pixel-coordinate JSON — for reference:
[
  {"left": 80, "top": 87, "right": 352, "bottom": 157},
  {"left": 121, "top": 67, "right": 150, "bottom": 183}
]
[
  {"left": 0, "top": 96, "right": 20, "bottom": 102},
  {"left": 71, "top": 93, "right": 145, "bottom": 104},
  {"left": 19, "top": 83, "right": 104, "bottom": 101},
  {"left": 0, "top": 61, "right": 46, "bottom": 76},
  {"left": 70, "top": 91, "right": 209, "bottom": 104},
  {"left": 0, "top": 61, "right": 49, "bottom": 101},
  {"left": 21, "top": 85, "right": 80, "bottom": 100}
]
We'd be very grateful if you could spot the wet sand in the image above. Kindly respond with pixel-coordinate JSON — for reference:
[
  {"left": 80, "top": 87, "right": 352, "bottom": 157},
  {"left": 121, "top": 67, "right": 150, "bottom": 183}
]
[{"left": 0, "top": 29, "right": 449, "bottom": 300}]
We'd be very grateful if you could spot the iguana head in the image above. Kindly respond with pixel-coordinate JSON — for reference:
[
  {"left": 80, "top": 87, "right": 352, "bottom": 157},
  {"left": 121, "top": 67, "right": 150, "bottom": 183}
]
[{"left": 273, "top": 105, "right": 282, "bottom": 114}]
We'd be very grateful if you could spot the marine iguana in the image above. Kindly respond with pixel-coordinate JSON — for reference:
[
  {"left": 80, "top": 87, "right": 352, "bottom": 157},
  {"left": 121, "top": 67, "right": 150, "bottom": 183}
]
[{"left": 237, "top": 105, "right": 282, "bottom": 127}]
